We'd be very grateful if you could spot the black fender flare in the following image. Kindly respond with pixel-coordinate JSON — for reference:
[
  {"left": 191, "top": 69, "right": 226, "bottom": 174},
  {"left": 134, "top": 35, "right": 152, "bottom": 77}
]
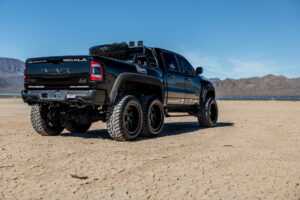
[
  {"left": 108, "top": 73, "right": 163, "bottom": 103},
  {"left": 201, "top": 85, "right": 215, "bottom": 106}
]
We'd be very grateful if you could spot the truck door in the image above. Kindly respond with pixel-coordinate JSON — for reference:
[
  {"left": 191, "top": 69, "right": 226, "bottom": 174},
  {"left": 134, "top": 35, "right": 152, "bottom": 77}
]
[
  {"left": 162, "top": 52, "right": 186, "bottom": 105},
  {"left": 176, "top": 55, "right": 201, "bottom": 105}
]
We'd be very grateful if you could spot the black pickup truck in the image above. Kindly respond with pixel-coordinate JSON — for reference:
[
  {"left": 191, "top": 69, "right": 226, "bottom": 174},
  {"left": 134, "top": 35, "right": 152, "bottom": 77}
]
[{"left": 22, "top": 41, "right": 218, "bottom": 141}]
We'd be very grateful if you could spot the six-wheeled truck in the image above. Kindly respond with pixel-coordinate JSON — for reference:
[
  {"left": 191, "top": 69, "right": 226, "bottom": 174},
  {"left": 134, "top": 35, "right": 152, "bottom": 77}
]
[{"left": 22, "top": 41, "right": 218, "bottom": 141}]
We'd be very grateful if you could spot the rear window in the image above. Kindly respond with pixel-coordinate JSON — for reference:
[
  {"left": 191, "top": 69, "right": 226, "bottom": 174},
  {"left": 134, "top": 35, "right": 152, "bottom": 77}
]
[{"left": 145, "top": 49, "right": 157, "bottom": 67}]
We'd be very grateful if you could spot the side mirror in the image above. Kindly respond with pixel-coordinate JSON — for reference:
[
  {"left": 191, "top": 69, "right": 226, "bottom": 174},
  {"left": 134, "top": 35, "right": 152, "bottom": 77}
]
[{"left": 196, "top": 67, "right": 203, "bottom": 74}]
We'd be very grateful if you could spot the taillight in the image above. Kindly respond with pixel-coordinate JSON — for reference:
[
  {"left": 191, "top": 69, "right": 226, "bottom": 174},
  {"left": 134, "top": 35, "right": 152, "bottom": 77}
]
[
  {"left": 90, "top": 61, "right": 103, "bottom": 81},
  {"left": 24, "top": 64, "right": 27, "bottom": 82}
]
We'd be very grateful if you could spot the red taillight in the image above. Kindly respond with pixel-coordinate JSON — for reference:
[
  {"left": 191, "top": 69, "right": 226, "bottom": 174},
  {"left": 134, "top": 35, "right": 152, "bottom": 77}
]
[
  {"left": 24, "top": 64, "right": 27, "bottom": 82},
  {"left": 90, "top": 61, "right": 104, "bottom": 81}
]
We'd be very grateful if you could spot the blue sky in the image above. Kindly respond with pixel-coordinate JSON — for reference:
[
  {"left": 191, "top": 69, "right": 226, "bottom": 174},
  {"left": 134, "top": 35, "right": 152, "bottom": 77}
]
[{"left": 0, "top": 0, "right": 299, "bottom": 79}]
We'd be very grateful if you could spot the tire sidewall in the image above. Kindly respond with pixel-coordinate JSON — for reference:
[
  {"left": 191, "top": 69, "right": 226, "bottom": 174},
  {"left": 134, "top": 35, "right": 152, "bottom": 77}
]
[
  {"left": 121, "top": 97, "right": 143, "bottom": 140},
  {"left": 31, "top": 105, "right": 64, "bottom": 136},
  {"left": 66, "top": 120, "right": 91, "bottom": 133},
  {"left": 146, "top": 99, "right": 164, "bottom": 135},
  {"left": 207, "top": 98, "right": 218, "bottom": 127},
  {"left": 89, "top": 42, "right": 129, "bottom": 60}
]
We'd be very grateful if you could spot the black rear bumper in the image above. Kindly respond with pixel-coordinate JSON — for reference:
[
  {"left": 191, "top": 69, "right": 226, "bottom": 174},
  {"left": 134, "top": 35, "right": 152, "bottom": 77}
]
[{"left": 21, "top": 89, "right": 106, "bottom": 106}]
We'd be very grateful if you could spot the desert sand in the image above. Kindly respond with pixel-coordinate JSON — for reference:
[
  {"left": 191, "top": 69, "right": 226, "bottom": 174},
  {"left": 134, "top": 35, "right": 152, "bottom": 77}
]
[{"left": 0, "top": 99, "right": 299, "bottom": 200}]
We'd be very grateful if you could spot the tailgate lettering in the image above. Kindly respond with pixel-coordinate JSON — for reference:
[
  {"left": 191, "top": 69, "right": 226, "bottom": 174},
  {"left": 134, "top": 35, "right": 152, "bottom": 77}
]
[
  {"left": 41, "top": 67, "right": 70, "bottom": 74},
  {"left": 63, "top": 58, "right": 87, "bottom": 62}
]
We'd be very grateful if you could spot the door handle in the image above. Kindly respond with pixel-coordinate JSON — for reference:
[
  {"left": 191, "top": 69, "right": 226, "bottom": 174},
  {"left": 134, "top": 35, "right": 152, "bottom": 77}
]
[
  {"left": 168, "top": 75, "right": 175, "bottom": 79},
  {"left": 185, "top": 78, "right": 191, "bottom": 81}
]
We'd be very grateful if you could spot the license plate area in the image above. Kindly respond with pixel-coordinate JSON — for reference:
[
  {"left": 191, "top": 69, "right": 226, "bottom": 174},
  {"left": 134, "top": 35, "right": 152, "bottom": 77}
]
[
  {"left": 39, "top": 90, "right": 67, "bottom": 100},
  {"left": 67, "top": 94, "right": 76, "bottom": 99}
]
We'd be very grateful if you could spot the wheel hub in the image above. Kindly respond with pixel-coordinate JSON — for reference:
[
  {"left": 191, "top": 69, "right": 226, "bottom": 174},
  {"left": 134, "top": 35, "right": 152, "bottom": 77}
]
[
  {"left": 124, "top": 105, "right": 139, "bottom": 134},
  {"left": 149, "top": 104, "right": 162, "bottom": 131}
]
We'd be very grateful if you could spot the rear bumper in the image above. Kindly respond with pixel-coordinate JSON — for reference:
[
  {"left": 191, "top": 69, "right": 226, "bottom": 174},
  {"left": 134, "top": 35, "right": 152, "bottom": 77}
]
[{"left": 21, "top": 89, "right": 106, "bottom": 106}]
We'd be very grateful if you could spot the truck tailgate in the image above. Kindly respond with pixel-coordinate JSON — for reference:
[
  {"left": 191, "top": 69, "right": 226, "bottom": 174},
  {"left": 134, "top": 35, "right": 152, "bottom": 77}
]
[{"left": 26, "top": 56, "right": 91, "bottom": 89}]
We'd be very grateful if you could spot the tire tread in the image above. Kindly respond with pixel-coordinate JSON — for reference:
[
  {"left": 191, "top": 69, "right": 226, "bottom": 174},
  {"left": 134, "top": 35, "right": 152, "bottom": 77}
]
[
  {"left": 197, "top": 97, "right": 218, "bottom": 127},
  {"left": 106, "top": 95, "right": 142, "bottom": 141},
  {"left": 30, "top": 105, "right": 63, "bottom": 136}
]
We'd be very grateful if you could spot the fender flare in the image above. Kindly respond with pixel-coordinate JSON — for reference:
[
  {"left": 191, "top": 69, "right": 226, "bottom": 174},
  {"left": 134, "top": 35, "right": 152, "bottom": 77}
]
[
  {"left": 109, "top": 73, "right": 163, "bottom": 103},
  {"left": 201, "top": 85, "right": 215, "bottom": 106}
]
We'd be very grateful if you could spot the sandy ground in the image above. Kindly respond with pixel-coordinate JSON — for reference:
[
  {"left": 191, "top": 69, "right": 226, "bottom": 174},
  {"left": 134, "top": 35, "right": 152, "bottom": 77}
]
[{"left": 0, "top": 99, "right": 299, "bottom": 200}]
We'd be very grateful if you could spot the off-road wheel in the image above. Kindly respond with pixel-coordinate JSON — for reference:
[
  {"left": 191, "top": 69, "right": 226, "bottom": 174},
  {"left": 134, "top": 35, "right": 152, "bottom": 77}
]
[
  {"left": 66, "top": 120, "right": 91, "bottom": 133},
  {"left": 30, "top": 105, "right": 64, "bottom": 136},
  {"left": 106, "top": 95, "right": 143, "bottom": 141},
  {"left": 141, "top": 96, "right": 164, "bottom": 137},
  {"left": 198, "top": 97, "right": 218, "bottom": 127},
  {"left": 89, "top": 42, "right": 129, "bottom": 60}
]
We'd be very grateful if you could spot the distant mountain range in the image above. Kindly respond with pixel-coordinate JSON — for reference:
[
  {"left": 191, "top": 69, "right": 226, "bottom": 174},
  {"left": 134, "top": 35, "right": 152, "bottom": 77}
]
[
  {"left": 0, "top": 57, "right": 299, "bottom": 96},
  {"left": 0, "top": 57, "right": 24, "bottom": 91},
  {"left": 209, "top": 75, "right": 300, "bottom": 96}
]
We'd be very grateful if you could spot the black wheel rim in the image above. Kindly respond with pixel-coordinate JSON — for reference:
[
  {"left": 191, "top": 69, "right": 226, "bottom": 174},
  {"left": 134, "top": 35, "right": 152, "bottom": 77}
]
[
  {"left": 149, "top": 104, "right": 163, "bottom": 131},
  {"left": 209, "top": 103, "right": 217, "bottom": 123},
  {"left": 46, "top": 108, "right": 61, "bottom": 129},
  {"left": 124, "top": 105, "right": 140, "bottom": 135}
]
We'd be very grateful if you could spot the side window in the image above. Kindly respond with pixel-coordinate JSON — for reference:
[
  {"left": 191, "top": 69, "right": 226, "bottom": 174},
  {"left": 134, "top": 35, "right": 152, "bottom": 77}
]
[
  {"left": 162, "top": 53, "right": 180, "bottom": 72},
  {"left": 177, "top": 56, "right": 194, "bottom": 75}
]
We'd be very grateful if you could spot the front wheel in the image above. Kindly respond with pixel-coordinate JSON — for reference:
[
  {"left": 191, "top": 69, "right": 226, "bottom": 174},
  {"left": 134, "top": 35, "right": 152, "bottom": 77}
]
[
  {"left": 198, "top": 97, "right": 218, "bottom": 127},
  {"left": 30, "top": 105, "right": 64, "bottom": 136}
]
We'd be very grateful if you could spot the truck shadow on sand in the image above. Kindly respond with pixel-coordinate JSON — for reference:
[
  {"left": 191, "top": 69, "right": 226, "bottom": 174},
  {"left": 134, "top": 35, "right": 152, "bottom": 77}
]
[{"left": 60, "top": 122, "right": 234, "bottom": 141}]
